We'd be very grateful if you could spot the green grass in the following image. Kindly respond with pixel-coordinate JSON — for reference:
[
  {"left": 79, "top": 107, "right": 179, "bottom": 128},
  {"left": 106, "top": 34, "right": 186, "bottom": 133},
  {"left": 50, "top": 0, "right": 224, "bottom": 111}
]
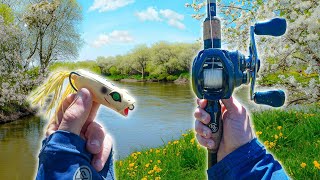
[
  {"left": 115, "top": 131, "right": 207, "bottom": 180},
  {"left": 252, "top": 104, "right": 320, "bottom": 179},
  {"left": 115, "top": 104, "right": 320, "bottom": 179}
]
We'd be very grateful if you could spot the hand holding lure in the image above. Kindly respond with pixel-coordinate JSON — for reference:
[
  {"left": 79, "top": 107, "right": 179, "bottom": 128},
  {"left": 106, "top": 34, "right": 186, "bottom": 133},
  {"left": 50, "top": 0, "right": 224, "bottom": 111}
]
[{"left": 30, "top": 69, "right": 135, "bottom": 124}]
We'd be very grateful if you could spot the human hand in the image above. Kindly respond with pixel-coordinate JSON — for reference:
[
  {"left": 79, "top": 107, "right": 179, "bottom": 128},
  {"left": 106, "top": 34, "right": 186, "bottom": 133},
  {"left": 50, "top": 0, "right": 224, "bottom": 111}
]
[
  {"left": 194, "top": 97, "right": 254, "bottom": 162},
  {"left": 46, "top": 88, "right": 112, "bottom": 172}
]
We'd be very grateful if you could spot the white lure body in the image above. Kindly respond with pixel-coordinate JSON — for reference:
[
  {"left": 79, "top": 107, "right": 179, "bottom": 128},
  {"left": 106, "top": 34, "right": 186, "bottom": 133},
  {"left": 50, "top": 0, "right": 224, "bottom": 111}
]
[{"left": 71, "top": 70, "right": 135, "bottom": 116}]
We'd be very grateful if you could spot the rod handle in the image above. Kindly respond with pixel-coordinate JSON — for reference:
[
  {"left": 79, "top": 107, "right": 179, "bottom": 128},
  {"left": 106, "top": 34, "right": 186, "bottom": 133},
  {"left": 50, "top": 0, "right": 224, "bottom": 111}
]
[{"left": 205, "top": 100, "right": 222, "bottom": 167}]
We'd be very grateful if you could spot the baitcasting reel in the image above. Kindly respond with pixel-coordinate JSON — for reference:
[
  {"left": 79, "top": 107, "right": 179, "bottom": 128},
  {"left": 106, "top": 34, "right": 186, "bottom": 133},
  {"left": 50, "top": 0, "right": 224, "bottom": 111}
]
[
  {"left": 191, "top": 0, "right": 286, "bottom": 168},
  {"left": 192, "top": 18, "right": 287, "bottom": 109}
]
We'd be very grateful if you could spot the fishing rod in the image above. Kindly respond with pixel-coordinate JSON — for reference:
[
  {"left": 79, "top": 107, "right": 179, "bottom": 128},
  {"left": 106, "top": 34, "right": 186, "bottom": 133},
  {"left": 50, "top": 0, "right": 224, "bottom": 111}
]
[{"left": 191, "top": 0, "right": 287, "bottom": 168}]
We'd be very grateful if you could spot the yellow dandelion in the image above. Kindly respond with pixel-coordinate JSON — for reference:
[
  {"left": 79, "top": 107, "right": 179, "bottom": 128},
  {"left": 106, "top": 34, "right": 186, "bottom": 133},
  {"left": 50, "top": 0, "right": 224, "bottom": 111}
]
[
  {"left": 190, "top": 138, "right": 195, "bottom": 144},
  {"left": 155, "top": 177, "right": 161, "bottom": 180},
  {"left": 300, "top": 162, "right": 307, "bottom": 168},
  {"left": 141, "top": 177, "right": 147, "bottom": 180},
  {"left": 150, "top": 160, "right": 153, "bottom": 163},
  {"left": 313, "top": 161, "right": 320, "bottom": 170},
  {"left": 174, "top": 140, "right": 179, "bottom": 144},
  {"left": 145, "top": 163, "right": 150, "bottom": 168},
  {"left": 274, "top": 135, "right": 279, "bottom": 139},
  {"left": 150, "top": 149, "right": 153, "bottom": 152},
  {"left": 137, "top": 152, "right": 141, "bottom": 155},
  {"left": 279, "top": 132, "right": 283, "bottom": 137},
  {"left": 157, "top": 160, "right": 161, "bottom": 164},
  {"left": 168, "top": 141, "right": 171, "bottom": 145},
  {"left": 277, "top": 126, "right": 282, "bottom": 130},
  {"left": 148, "top": 170, "right": 154, "bottom": 175},
  {"left": 119, "top": 161, "right": 123, "bottom": 167},
  {"left": 129, "top": 163, "right": 135, "bottom": 168},
  {"left": 182, "top": 133, "right": 187, "bottom": 137},
  {"left": 255, "top": 131, "right": 262, "bottom": 137},
  {"left": 264, "top": 141, "right": 269, "bottom": 146},
  {"left": 134, "top": 156, "right": 137, "bottom": 160}
]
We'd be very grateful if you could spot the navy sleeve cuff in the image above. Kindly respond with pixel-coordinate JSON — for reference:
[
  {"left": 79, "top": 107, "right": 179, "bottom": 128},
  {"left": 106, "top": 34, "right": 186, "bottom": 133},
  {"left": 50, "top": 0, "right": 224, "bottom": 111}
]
[
  {"left": 37, "top": 130, "right": 114, "bottom": 180},
  {"left": 207, "top": 138, "right": 288, "bottom": 179}
]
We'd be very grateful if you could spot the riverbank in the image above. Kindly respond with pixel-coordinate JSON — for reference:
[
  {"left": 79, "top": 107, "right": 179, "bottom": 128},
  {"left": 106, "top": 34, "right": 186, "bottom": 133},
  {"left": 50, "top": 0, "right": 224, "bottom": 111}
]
[
  {"left": 0, "top": 108, "right": 36, "bottom": 124},
  {"left": 115, "top": 104, "right": 320, "bottom": 179}
]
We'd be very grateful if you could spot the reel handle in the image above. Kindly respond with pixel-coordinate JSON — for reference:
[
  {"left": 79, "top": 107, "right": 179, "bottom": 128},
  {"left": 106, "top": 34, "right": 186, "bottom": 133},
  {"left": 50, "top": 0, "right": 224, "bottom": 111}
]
[
  {"left": 254, "top": 90, "right": 285, "bottom": 107},
  {"left": 205, "top": 100, "right": 222, "bottom": 167},
  {"left": 254, "top": 18, "right": 287, "bottom": 37}
]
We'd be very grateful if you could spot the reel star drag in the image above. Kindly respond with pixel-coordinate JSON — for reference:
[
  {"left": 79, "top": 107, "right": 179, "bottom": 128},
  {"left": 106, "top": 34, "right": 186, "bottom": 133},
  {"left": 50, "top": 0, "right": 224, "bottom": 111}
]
[
  {"left": 191, "top": 0, "right": 286, "bottom": 167},
  {"left": 30, "top": 69, "right": 135, "bottom": 124}
]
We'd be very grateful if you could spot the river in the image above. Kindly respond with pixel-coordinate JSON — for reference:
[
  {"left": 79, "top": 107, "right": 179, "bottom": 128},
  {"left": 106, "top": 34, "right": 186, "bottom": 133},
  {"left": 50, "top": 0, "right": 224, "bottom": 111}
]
[{"left": 0, "top": 82, "right": 255, "bottom": 179}]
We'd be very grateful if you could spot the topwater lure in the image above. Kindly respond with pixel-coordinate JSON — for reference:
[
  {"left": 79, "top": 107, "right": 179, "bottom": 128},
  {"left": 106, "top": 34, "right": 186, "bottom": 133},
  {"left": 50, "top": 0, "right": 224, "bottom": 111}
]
[{"left": 30, "top": 69, "right": 135, "bottom": 124}]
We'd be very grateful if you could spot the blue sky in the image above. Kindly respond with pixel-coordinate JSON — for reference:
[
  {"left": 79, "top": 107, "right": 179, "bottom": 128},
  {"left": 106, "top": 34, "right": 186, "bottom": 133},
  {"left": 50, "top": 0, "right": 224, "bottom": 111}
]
[{"left": 76, "top": 0, "right": 205, "bottom": 61}]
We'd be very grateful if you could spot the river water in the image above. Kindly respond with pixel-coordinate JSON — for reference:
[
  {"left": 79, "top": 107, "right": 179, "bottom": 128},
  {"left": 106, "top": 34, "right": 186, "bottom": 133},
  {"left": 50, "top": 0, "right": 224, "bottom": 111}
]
[{"left": 0, "top": 82, "right": 255, "bottom": 179}]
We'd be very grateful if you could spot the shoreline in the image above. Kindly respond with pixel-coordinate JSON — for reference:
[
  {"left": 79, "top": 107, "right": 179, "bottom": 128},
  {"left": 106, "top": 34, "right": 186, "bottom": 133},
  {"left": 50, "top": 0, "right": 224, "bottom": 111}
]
[
  {"left": 0, "top": 109, "right": 36, "bottom": 124},
  {"left": 116, "top": 77, "right": 190, "bottom": 85}
]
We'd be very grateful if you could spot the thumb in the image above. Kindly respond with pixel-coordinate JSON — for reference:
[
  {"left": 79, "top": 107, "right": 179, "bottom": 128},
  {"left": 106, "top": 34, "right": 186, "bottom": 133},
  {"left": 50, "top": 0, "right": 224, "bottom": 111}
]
[
  {"left": 221, "top": 96, "right": 242, "bottom": 111},
  {"left": 59, "top": 88, "right": 93, "bottom": 135}
]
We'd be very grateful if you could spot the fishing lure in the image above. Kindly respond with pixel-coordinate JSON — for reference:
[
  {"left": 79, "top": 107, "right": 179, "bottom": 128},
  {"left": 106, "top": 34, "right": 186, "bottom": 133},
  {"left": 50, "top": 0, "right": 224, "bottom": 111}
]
[{"left": 30, "top": 69, "right": 135, "bottom": 124}]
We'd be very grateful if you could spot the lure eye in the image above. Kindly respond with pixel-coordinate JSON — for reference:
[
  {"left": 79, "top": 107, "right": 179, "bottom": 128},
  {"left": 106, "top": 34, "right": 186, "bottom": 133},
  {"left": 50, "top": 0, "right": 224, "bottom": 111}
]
[
  {"left": 101, "top": 87, "right": 108, "bottom": 94},
  {"left": 110, "top": 92, "right": 121, "bottom": 102}
]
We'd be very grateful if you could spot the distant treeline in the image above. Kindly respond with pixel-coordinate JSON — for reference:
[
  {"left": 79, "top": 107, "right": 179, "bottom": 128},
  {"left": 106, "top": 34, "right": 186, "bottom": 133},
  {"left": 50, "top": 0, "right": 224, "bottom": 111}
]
[{"left": 96, "top": 42, "right": 201, "bottom": 81}]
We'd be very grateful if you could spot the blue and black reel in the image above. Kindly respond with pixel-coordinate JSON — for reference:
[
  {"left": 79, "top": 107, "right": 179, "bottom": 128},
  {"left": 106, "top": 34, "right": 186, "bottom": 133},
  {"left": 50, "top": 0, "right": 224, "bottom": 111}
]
[{"left": 191, "top": 0, "right": 287, "bottom": 167}]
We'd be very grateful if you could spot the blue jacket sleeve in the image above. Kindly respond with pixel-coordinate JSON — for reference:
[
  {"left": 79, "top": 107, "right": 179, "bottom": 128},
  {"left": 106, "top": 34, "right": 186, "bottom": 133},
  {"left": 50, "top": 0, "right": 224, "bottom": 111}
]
[
  {"left": 36, "top": 130, "right": 115, "bottom": 180},
  {"left": 207, "top": 138, "right": 289, "bottom": 180}
]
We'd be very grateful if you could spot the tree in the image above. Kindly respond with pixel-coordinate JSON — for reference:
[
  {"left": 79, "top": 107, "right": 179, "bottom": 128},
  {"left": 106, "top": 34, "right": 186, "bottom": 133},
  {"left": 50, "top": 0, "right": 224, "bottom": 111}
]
[
  {"left": 23, "top": 0, "right": 82, "bottom": 74},
  {"left": 131, "top": 45, "right": 151, "bottom": 79},
  {"left": 186, "top": 0, "right": 320, "bottom": 105}
]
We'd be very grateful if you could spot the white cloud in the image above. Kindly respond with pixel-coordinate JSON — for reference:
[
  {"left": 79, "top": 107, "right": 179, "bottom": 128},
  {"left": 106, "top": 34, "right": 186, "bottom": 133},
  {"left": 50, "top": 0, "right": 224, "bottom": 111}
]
[
  {"left": 135, "top": 7, "right": 161, "bottom": 21},
  {"left": 160, "top": 9, "right": 185, "bottom": 30},
  {"left": 89, "top": 0, "right": 134, "bottom": 12},
  {"left": 92, "top": 30, "right": 134, "bottom": 48},
  {"left": 135, "top": 7, "right": 185, "bottom": 30}
]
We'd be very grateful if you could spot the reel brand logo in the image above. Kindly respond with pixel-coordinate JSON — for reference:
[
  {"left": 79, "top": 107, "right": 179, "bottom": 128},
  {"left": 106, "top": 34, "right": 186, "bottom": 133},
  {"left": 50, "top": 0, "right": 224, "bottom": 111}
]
[
  {"left": 73, "top": 166, "right": 92, "bottom": 180},
  {"left": 208, "top": 122, "right": 218, "bottom": 133}
]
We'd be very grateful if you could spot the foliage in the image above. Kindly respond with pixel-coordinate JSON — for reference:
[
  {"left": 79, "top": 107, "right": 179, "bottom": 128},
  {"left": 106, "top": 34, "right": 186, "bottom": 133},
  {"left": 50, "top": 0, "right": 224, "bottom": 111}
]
[
  {"left": 0, "top": 3, "right": 13, "bottom": 24},
  {"left": 97, "top": 42, "right": 201, "bottom": 81},
  {"left": 49, "top": 61, "right": 101, "bottom": 74},
  {"left": 185, "top": 0, "right": 320, "bottom": 105},
  {"left": 116, "top": 104, "right": 320, "bottom": 179},
  {"left": 0, "top": 15, "right": 40, "bottom": 114},
  {"left": 0, "top": 0, "right": 83, "bottom": 116},
  {"left": 23, "top": 0, "right": 83, "bottom": 74},
  {"left": 115, "top": 130, "right": 207, "bottom": 180}
]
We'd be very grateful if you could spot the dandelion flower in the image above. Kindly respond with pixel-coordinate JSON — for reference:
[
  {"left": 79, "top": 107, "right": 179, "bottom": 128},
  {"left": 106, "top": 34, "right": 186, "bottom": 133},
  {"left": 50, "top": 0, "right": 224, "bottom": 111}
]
[
  {"left": 141, "top": 177, "right": 147, "bottom": 180},
  {"left": 300, "top": 162, "right": 307, "bottom": 168},
  {"left": 145, "top": 163, "right": 150, "bottom": 168},
  {"left": 274, "top": 135, "right": 279, "bottom": 139},
  {"left": 157, "top": 160, "right": 161, "bottom": 164},
  {"left": 156, "top": 149, "right": 160, "bottom": 153},
  {"left": 279, "top": 132, "right": 283, "bottom": 137},
  {"left": 277, "top": 126, "right": 282, "bottom": 130},
  {"left": 174, "top": 140, "right": 179, "bottom": 144},
  {"left": 129, "top": 163, "right": 135, "bottom": 168},
  {"left": 119, "top": 161, "right": 123, "bottom": 167},
  {"left": 155, "top": 177, "right": 161, "bottom": 180},
  {"left": 190, "top": 138, "right": 195, "bottom": 144},
  {"left": 313, "top": 161, "right": 320, "bottom": 170}
]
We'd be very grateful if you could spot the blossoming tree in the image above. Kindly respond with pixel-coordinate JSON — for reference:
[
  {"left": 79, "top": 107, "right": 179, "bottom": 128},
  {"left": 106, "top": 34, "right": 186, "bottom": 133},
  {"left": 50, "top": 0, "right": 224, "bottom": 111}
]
[{"left": 186, "top": 0, "right": 319, "bottom": 105}]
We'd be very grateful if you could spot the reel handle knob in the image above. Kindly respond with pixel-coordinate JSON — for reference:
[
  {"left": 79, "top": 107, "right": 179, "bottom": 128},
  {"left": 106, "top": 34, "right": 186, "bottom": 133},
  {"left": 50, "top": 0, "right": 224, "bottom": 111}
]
[
  {"left": 254, "top": 90, "right": 285, "bottom": 107},
  {"left": 254, "top": 18, "right": 287, "bottom": 37}
]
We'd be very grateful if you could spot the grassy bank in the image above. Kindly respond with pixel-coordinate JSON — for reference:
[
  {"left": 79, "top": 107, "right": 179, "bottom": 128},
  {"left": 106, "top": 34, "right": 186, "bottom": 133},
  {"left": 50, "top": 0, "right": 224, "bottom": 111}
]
[{"left": 115, "top": 104, "right": 320, "bottom": 179}]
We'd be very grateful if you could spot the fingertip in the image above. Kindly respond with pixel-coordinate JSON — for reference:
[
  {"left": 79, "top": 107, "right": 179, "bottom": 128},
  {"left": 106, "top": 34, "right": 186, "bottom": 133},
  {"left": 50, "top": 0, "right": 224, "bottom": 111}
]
[{"left": 199, "top": 99, "right": 207, "bottom": 109}]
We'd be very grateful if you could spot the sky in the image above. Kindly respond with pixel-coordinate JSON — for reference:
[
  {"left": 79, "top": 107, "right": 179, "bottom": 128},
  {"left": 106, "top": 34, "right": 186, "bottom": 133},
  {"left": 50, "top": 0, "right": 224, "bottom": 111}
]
[{"left": 76, "top": 0, "right": 205, "bottom": 61}]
